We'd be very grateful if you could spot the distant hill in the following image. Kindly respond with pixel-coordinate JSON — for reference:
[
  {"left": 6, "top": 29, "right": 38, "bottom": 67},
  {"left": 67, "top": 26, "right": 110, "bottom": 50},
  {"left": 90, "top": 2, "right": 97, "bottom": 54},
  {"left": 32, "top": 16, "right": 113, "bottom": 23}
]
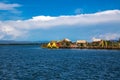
[{"left": 0, "top": 40, "right": 49, "bottom": 45}]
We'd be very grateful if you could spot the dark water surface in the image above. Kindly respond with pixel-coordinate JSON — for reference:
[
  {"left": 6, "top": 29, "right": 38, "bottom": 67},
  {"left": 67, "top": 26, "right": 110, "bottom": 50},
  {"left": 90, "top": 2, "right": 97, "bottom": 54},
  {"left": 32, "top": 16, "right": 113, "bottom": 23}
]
[{"left": 0, "top": 45, "right": 120, "bottom": 80}]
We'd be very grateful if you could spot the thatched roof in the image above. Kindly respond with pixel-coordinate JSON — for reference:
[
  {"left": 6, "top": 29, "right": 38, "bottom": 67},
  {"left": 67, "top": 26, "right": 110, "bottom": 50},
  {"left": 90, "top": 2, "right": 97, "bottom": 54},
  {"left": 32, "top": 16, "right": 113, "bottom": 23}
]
[{"left": 76, "top": 40, "right": 87, "bottom": 44}]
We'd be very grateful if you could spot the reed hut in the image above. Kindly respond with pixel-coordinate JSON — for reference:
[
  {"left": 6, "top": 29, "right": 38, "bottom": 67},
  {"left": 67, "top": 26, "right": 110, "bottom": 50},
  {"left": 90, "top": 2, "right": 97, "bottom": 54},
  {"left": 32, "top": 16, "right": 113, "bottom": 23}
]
[{"left": 76, "top": 40, "right": 87, "bottom": 47}]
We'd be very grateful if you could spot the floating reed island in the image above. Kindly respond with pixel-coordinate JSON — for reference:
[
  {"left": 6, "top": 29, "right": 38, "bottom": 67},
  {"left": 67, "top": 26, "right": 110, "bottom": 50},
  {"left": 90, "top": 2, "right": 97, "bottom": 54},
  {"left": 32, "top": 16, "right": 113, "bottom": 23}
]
[{"left": 41, "top": 38, "right": 120, "bottom": 50}]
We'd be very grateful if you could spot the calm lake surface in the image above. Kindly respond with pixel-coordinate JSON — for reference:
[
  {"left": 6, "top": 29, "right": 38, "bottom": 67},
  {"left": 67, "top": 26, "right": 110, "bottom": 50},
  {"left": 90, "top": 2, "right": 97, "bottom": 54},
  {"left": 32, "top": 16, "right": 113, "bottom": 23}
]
[{"left": 0, "top": 45, "right": 120, "bottom": 80}]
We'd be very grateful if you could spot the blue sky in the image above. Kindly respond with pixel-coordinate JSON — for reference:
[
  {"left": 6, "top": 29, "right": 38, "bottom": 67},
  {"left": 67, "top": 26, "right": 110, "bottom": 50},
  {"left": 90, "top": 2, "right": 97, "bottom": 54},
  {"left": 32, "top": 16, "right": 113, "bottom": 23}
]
[{"left": 0, "top": 0, "right": 120, "bottom": 41}]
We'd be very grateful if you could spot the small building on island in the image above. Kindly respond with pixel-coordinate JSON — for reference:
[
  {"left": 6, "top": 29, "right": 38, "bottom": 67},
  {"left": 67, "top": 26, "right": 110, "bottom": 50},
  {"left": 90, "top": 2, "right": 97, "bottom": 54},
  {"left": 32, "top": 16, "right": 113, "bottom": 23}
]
[
  {"left": 76, "top": 40, "right": 87, "bottom": 48},
  {"left": 92, "top": 38, "right": 102, "bottom": 47},
  {"left": 47, "top": 41, "right": 59, "bottom": 48},
  {"left": 92, "top": 38, "right": 108, "bottom": 48},
  {"left": 59, "top": 38, "right": 72, "bottom": 48}
]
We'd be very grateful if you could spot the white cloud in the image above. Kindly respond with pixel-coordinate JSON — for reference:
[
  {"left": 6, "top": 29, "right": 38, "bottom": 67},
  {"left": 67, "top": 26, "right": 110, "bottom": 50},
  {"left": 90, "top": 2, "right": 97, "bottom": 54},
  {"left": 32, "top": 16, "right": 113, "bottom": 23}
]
[
  {"left": 0, "top": 2, "right": 21, "bottom": 20},
  {"left": 0, "top": 25, "right": 27, "bottom": 39},
  {"left": 0, "top": 9, "right": 120, "bottom": 40},
  {"left": 31, "top": 16, "right": 57, "bottom": 21},
  {"left": 98, "top": 33, "right": 120, "bottom": 40},
  {"left": 2, "top": 9, "right": 119, "bottom": 29},
  {"left": 0, "top": 2, "right": 21, "bottom": 11}
]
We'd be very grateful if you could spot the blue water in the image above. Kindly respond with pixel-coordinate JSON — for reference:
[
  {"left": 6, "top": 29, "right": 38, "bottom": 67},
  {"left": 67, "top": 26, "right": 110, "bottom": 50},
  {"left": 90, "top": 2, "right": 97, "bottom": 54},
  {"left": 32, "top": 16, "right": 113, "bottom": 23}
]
[{"left": 0, "top": 45, "right": 120, "bottom": 80}]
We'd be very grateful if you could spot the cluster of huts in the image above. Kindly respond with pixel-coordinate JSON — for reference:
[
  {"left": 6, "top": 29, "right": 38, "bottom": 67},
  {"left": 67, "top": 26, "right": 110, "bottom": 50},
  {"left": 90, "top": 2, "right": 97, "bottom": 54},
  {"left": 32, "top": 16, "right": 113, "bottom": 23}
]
[{"left": 41, "top": 38, "right": 120, "bottom": 49}]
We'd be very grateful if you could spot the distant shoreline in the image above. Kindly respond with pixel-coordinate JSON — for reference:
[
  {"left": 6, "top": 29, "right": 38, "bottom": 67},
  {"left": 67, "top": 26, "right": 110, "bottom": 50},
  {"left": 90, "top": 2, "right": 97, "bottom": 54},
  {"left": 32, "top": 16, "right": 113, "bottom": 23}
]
[
  {"left": 0, "top": 41, "right": 48, "bottom": 46},
  {"left": 0, "top": 44, "right": 40, "bottom": 45}
]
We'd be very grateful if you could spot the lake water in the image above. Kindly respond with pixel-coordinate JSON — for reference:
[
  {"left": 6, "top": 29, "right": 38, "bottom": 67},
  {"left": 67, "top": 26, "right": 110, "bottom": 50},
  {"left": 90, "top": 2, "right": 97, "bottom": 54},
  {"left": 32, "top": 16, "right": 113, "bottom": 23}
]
[{"left": 0, "top": 45, "right": 120, "bottom": 80}]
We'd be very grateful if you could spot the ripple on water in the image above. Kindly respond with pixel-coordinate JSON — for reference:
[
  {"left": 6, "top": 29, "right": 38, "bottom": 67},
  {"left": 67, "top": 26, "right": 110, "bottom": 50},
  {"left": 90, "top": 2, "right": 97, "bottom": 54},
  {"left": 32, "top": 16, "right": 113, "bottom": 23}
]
[{"left": 0, "top": 46, "right": 120, "bottom": 80}]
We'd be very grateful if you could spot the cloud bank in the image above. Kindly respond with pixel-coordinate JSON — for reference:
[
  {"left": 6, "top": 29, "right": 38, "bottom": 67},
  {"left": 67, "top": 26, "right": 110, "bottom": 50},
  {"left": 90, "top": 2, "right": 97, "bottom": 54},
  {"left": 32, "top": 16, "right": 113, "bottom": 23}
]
[{"left": 0, "top": 10, "right": 120, "bottom": 40}]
